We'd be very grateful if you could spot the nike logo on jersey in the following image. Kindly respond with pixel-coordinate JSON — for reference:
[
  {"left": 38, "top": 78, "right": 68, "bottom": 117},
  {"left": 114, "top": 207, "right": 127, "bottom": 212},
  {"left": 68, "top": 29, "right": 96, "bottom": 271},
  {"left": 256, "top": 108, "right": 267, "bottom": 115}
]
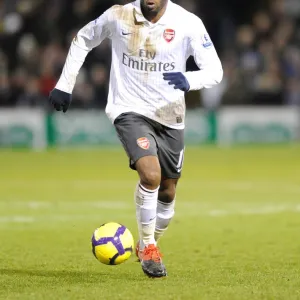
[{"left": 122, "top": 31, "right": 132, "bottom": 36}]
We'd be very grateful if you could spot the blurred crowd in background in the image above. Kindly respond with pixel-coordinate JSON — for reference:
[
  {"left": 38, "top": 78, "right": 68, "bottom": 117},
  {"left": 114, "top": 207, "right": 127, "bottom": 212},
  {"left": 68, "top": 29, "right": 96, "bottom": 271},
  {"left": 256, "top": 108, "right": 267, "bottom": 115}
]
[{"left": 0, "top": 0, "right": 300, "bottom": 109}]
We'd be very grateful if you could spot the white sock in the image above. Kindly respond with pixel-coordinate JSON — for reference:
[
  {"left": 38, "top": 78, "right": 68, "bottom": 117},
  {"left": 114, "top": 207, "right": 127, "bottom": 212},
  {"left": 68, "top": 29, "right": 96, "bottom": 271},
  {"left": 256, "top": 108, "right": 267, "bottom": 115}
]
[
  {"left": 135, "top": 183, "right": 159, "bottom": 250},
  {"left": 154, "top": 199, "right": 175, "bottom": 242}
]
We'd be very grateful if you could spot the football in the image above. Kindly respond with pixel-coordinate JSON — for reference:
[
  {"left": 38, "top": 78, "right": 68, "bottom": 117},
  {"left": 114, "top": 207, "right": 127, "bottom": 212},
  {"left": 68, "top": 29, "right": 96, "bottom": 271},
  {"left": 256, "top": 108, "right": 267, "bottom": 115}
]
[{"left": 91, "top": 222, "right": 134, "bottom": 265}]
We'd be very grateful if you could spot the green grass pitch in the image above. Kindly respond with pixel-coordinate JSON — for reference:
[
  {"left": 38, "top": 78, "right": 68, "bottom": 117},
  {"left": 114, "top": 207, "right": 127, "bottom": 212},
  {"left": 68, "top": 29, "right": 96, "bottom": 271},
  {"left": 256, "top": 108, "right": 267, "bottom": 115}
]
[{"left": 1, "top": 145, "right": 300, "bottom": 300}]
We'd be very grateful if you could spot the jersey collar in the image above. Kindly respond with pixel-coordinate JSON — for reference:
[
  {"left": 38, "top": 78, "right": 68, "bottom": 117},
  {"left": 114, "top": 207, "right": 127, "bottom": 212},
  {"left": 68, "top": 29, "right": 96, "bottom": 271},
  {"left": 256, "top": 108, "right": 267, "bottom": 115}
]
[{"left": 133, "top": 0, "right": 172, "bottom": 25}]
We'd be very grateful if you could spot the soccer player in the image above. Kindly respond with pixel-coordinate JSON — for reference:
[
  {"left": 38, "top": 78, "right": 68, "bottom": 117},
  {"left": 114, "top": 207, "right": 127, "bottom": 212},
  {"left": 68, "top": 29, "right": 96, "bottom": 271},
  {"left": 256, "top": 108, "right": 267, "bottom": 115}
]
[{"left": 49, "top": 0, "right": 223, "bottom": 278}]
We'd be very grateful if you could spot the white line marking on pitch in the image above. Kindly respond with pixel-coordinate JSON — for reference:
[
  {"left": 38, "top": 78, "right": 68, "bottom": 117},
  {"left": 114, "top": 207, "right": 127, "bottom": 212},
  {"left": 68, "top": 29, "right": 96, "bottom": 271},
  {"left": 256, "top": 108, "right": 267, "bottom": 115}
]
[
  {"left": 0, "top": 200, "right": 131, "bottom": 209},
  {"left": 1, "top": 204, "right": 300, "bottom": 223},
  {"left": 2, "top": 180, "right": 300, "bottom": 194},
  {"left": 0, "top": 216, "right": 34, "bottom": 223},
  {"left": 206, "top": 205, "right": 300, "bottom": 217}
]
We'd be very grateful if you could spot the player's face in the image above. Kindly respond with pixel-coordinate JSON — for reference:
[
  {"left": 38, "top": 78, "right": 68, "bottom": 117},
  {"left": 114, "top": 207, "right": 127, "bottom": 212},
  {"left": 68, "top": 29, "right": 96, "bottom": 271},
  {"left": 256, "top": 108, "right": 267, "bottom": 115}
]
[{"left": 140, "top": 0, "right": 168, "bottom": 14}]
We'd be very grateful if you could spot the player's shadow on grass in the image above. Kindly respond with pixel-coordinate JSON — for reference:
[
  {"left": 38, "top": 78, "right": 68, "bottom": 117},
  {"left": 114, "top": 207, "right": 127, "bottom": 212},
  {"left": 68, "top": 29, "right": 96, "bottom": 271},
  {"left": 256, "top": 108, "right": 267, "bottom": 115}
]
[{"left": 0, "top": 268, "right": 143, "bottom": 283}]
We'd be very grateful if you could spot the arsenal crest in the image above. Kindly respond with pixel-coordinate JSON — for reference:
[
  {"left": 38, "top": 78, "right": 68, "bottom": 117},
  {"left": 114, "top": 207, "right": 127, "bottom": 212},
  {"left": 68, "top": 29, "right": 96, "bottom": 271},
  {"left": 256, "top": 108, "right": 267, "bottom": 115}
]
[
  {"left": 163, "top": 29, "right": 175, "bottom": 43},
  {"left": 137, "top": 137, "right": 150, "bottom": 150}
]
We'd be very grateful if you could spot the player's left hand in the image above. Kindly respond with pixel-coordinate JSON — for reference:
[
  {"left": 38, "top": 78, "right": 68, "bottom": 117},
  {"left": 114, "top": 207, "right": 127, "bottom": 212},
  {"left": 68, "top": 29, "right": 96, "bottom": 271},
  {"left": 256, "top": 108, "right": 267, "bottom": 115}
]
[
  {"left": 163, "top": 72, "right": 190, "bottom": 92},
  {"left": 49, "top": 88, "right": 72, "bottom": 113}
]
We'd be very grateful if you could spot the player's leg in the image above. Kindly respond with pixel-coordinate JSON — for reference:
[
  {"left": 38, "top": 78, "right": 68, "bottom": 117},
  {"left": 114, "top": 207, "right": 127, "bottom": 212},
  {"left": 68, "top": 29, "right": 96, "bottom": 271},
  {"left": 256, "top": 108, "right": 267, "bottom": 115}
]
[
  {"left": 134, "top": 156, "right": 161, "bottom": 249},
  {"left": 154, "top": 125, "right": 184, "bottom": 243},
  {"left": 136, "top": 124, "right": 184, "bottom": 276},
  {"left": 114, "top": 113, "right": 166, "bottom": 277},
  {"left": 155, "top": 177, "right": 178, "bottom": 242},
  {"left": 134, "top": 156, "right": 167, "bottom": 277},
  {"left": 136, "top": 177, "right": 178, "bottom": 249}
]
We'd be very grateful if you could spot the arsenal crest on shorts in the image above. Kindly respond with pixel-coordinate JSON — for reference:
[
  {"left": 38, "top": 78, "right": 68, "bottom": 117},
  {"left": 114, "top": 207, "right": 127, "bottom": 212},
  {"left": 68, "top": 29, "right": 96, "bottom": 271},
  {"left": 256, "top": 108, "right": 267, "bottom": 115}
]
[
  {"left": 137, "top": 137, "right": 150, "bottom": 150},
  {"left": 163, "top": 29, "right": 175, "bottom": 43}
]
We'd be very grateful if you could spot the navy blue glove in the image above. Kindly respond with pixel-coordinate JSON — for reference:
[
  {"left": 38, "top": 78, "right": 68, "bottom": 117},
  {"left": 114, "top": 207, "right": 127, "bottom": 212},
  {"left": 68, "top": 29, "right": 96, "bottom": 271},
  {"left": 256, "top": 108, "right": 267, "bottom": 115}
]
[
  {"left": 49, "top": 88, "right": 72, "bottom": 113},
  {"left": 163, "top": 72, "right": 190, "bottom": 92}
]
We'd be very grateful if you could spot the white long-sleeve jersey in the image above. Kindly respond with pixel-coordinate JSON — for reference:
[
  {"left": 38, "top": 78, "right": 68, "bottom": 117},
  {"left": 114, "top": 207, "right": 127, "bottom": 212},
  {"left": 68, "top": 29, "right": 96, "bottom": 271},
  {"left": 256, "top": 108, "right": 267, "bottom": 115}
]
[{"left": 56, "top": 0, "right": 223, "bottom": 129}]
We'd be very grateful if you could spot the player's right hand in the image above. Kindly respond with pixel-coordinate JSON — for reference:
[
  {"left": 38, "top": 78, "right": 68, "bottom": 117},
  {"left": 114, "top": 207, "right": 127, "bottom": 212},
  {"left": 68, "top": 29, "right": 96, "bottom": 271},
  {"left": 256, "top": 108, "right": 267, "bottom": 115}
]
[{"left": 49, "top": 88, "right": 72, "bottom": 113}]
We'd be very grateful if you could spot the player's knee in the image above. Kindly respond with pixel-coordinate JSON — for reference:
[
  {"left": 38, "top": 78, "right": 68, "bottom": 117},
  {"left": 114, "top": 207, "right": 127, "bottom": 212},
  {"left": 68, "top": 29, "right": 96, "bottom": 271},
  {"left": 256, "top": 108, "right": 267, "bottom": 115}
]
[
  {"left": 159, "top": 186, "right": 176, "bottom": 203},
  {"left": 136, "top": 156, "right": 161, "bottom": 189},
  {"left": 159, "top": 179, "right": 178, "bottom": 203},
  {"left": 140, "top": 169, "right": 161, "bottom": 189}
]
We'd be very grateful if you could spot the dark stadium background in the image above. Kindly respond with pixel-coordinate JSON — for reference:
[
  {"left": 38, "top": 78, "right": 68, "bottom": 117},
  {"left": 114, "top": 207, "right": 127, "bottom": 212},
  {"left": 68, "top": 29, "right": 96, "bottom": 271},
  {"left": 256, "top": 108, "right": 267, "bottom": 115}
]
[{"left": 1, "top": 0, "right": 299, "bottom": 109}]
